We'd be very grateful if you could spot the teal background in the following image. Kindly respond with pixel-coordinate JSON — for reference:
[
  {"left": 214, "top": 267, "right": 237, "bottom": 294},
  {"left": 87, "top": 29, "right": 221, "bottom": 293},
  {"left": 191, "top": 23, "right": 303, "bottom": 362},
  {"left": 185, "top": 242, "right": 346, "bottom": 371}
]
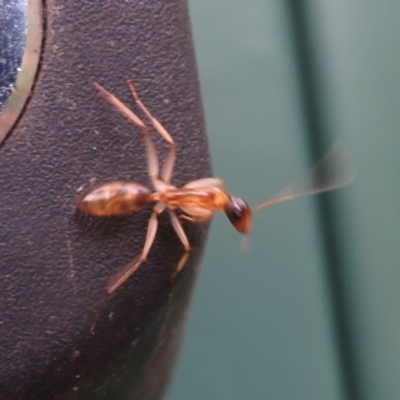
[{"left": 167, "top": 1, "right": 400, "bottom": 399}]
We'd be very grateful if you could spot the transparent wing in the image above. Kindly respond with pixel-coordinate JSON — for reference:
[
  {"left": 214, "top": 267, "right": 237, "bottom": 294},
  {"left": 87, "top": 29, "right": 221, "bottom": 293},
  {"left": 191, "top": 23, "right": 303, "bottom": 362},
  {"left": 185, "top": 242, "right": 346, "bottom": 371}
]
[{"left": 253, "top": 141, "right": 356, "bottom": 211}]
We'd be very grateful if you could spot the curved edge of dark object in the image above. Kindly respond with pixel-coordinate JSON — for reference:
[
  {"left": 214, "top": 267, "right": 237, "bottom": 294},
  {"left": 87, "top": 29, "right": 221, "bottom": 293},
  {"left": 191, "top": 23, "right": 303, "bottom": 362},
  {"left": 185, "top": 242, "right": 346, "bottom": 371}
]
[
  {"left": 0, "top": 1, "right": 211, "bottom": 399},
  {"left": 0, "top": 0, "right": 43, "bottom": 144}
]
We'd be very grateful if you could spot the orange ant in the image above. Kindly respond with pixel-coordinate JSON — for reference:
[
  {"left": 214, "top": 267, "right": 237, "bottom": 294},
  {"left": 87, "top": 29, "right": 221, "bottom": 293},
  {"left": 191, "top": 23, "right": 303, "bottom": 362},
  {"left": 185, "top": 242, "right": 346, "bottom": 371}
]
[{"left": 77, "top": 80, "right": 355, "bottom": 296}]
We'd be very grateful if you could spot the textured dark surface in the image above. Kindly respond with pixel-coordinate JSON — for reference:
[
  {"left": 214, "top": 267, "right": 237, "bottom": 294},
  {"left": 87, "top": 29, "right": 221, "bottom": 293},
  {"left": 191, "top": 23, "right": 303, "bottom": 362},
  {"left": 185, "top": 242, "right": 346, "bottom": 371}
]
[{"left": 0, "top": 0, "right": 211, "bottom": 399}]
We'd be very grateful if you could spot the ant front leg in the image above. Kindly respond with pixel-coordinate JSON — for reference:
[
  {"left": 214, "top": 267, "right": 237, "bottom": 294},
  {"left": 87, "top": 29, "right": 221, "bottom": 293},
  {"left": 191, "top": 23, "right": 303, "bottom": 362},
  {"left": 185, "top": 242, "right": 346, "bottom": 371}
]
[
  {"left": 168, "top": 209, "right": 191, "bottom": 253},
  {"left": 167, "top": 209, "right": 192, "bottom": 281},
  {"left": 179, "top": 205, "right": 213, "bottom": 224}
]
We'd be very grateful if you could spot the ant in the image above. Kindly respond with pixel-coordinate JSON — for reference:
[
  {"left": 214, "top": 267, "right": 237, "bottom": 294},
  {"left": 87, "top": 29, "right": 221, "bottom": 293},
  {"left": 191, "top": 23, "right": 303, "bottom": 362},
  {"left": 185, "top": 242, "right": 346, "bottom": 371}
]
[{"left": 77, "top": 80, "right": 355, "bottom": 296}]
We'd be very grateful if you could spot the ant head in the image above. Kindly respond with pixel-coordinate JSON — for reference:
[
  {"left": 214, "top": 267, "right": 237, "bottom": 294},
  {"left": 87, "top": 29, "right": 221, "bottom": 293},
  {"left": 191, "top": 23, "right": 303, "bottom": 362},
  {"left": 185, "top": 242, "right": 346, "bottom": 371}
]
[{"left": 224, "top": 196, "right": 252, "bottom": 234}]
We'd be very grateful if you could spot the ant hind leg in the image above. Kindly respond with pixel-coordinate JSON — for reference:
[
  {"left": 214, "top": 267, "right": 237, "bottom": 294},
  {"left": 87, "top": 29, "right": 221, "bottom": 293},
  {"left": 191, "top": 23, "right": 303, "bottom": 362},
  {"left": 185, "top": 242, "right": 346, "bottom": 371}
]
[
  {"left": 126, "top": 80, "right": 177, "bottom": 185},
  {"left": 93, "top": 82, "right": 160, "bottom": 187}
]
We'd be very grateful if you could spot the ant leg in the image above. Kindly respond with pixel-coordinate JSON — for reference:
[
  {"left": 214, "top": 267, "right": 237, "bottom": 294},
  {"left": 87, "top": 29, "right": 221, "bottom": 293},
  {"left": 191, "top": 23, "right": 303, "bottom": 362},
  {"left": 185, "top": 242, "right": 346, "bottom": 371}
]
[
  {"left": 184, "top": 178, "right": 224, "bottom": 189},
  {"left": 168, "top": 211, "right": 193, "bottom": 278},
  {"left": 179, "top": 205, "right": 212, "bottom": 223},
  {"left": 179, "top": 214, "right": 211, "bottom": 223},
  {"left": 160, "top": 144, "right": 176, "bottom": 185},
  {"left": 172, "top": 251, "right": 191, "bottom": 278},
  {"left": 93, "top": 83, "right": 160, "bottom": 187},
  {"left": 168, "top": 210, "right": 191, "bottom": 253},
  {"left": 126, "top": 80, "right": 175, "bottom": 145},
  {"left": 106, "top": 201, "right": 166, "bottom": 294},
  {"left": 126, "top": 80, "right": 176, "bottom": 184},
  {"left": 179, "top": 215, "right": 210, "bottom": 224}
]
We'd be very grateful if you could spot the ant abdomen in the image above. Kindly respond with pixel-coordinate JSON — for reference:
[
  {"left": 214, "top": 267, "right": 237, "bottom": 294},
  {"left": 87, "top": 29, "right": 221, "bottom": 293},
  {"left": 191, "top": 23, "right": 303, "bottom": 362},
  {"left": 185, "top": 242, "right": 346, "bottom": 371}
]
[{"left": 77, "top": 181, "right": 153, "bottom": 216}]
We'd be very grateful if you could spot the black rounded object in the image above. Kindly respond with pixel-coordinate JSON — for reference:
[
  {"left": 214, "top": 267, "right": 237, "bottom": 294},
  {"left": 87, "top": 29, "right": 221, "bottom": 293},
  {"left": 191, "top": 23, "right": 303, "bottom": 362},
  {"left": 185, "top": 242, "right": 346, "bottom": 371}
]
[{"left": 0, "top": 1, "right": 211, "bottom": 399}]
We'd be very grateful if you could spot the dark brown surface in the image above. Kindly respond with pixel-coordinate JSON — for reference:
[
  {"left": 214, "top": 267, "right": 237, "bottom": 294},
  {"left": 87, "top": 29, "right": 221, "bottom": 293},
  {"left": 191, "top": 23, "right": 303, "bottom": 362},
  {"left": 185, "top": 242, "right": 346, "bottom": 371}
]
[{"left": 0, "top": 1, "right": 211, "bottom": 399}]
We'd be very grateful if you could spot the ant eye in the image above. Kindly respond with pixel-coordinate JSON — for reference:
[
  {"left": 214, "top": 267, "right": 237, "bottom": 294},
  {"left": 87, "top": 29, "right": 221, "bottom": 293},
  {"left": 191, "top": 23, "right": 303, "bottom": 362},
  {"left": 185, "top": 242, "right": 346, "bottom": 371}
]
[
  {"left": 229, "top": 207, "right": 243, "bottom": 221},
  {"left": 225, "top": 197, "right": 251, "bottom": 234}
]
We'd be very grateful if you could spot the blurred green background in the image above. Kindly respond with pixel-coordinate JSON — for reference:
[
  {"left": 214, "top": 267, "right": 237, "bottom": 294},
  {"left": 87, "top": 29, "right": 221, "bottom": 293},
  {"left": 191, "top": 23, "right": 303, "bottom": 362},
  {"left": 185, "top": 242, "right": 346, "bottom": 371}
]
[{"left": 167, "top": 1, "right": 400, "bottom": 399}]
